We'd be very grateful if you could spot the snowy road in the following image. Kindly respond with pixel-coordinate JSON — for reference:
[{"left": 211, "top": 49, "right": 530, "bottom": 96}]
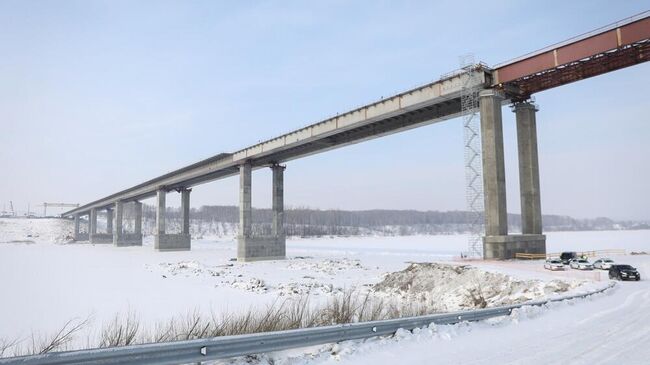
[{"left": 294, "top": 257, "right": 650, "bottom": 365}]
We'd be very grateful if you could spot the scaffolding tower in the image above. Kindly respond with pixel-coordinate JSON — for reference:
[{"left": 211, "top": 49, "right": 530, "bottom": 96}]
[{"left": 460, "top": 55, "right": 485, "bottom": 258}]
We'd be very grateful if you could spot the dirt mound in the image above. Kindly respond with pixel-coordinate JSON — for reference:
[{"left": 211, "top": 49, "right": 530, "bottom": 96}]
[{"left": 373, "top": 262, "right": 574, "bottom": 311}]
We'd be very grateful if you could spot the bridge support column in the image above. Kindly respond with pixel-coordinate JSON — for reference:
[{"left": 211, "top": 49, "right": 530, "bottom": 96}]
[
  {"left": 89, "top": 208, "right": 97, "bottom": 236},
  {"left": 114, "top": 200, "right": 143, "bottom": 246},
  {"left": 113, "top": 201, "right": 123, "bottom": 245},
  {"left": 272, "top": 164, "right": 285, "bottom": 238},
  {"left": 89, "top": 207, "right": 112, "bottom": 244},
  {"left": 155, "top": 189, "right": 165, "bottom": 236},
  {"left": 154, "top": 188, "right": 191, "bottom": 251},
  {"left": 514, "top": 101, "right": 546, "bottom": 254},
  {"left": 134, "top": 201, "right": 143, "bottom": 242},
  {"left": 238, "top": 162, "right": 285, "bottom": 262},
  {"left": 239, "top": 163, "right": 252, "bottom": 240},
  {"left": 181, "top": 189, "right": 191, "bottom": 236},
  {"left": 73, "top": 214, "right": 86, "bottom": 241},
  {"left": 480, "top": 90, "right": 546, "bottom": 259},
  {"left": 106, "top": 208, "right": 113, "bottom": 234},
  {"left": 480, "top": 89, "right": 508, "bottom": 241}
]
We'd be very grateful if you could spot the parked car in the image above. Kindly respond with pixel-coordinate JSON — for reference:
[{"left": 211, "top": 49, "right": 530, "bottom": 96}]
[
  {"left": 593, "top": 258, "right": 615, "bottom": 270},
  {"left": 609, "top": 265, "right": 641, "bottom": 281},
  {"left": 544, "top": 259, "right": 565, "bottom": 271},
  {"left": 560, "top": 252, "right": 577, "bottom": 265},
  {"left": 569, "top": 258, "right": 594, "bottom": 270}
]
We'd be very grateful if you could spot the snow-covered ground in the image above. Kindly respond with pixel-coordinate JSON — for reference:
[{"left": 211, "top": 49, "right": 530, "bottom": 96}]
[{"left": 0, "top": 218, "right": 649, "bottom": 363}]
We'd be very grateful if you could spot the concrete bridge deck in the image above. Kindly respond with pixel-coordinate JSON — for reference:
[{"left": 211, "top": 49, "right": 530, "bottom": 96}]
[
  {"left": 63, "top": 70, "right": 491, "bottom": 215},
  {"left": 63, "top": 11, "right": 649, "bottom": 261}
]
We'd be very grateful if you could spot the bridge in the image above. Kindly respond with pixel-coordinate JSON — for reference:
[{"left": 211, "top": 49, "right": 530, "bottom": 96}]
[{"left": 63, "top": 12, "right": 649, "bottom": 260}]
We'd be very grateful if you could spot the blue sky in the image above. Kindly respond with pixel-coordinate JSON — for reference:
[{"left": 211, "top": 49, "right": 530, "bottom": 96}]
[{"left": 0, "top": 1, "right": 648, "bottom": 220}]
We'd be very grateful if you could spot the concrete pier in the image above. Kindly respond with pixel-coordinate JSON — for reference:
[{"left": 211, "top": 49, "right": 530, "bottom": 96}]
[
  {"left": 480, "top": 89, "right": 508, "bottom": 237},
  {"left": 114, "top": 200, "right": 143, "bottom": 247},
  {"left": 106, "top": 208, "right": 113, "bottom": 234},
  {"left": 154, "top": 188, "right": 190, "bottom": 251},
  {"left": 239, "top": 163, "right": 252, "bottom": 239},
  {"left": 113, "top": 201, "right": 123, "bottom": 245},
  {"left": 272, "top": 164, "right": 285, "bottom": 237},
  {"left": 155, "top": 189, "right": 165, "bottom": 236},
  {"left": 237, "top": 163, "right": 286, "bottom": 262},
  {"left": 89, "top": 208, "right": 97, "bottom": 236},
  {"left": 134, "top": 201, "right": 143, "bottom": 241},
  {"left": 89, "top": 208, "right": 112, "bottom": 243},
  {"left": 181, "top": 189, "right": 191, "bottom": 236},
  {"left": 73, "top": 214, "right": 81, "bottom": 240},
  {"left": 480, "top": 90, "right": 546, "bottom": 259},
  {"left": 514, "top": 102, "right": 543, "bottom": 235}
]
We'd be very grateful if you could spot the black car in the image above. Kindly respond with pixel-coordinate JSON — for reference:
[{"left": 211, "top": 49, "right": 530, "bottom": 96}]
[
  {"left": 608, "top": 264, "right": 641, "bottom": 281},
  {"left": 560, "top": 252, "right": 577, "bottom": 265}
]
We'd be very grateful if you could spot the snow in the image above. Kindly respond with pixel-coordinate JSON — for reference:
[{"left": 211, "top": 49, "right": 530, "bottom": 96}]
[
  {"left": 372, "top": 263, "right": 578, "bottom": 311},
  {"left": 262, "top": 257, "right": 650, "bottom": 365},
  {"left": 0, "top": 218, "right": 649, "bottom": 363}
]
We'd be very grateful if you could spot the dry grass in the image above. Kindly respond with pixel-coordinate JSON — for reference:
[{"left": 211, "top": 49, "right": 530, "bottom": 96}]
[{"left": 0, "top": 289, "right": 441, "bottom": 358}]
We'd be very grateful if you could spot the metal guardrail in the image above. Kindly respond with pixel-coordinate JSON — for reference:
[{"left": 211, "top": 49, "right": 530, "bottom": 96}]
[{"left": 0, "top": 282, "right": 615, "bottom": 365}]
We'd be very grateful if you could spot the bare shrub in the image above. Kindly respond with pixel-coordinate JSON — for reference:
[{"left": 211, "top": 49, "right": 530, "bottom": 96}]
[
  {"left": 99, "top": 312, "right": 140, "bottom": 348},
  {"left": 0, "top": 338, "right": 20, "bottom": 358},
  {"left": 1, "top": 288, "right": 444, "bottom": 358},
  {"left": 18, "top": 318, "right": 91, "bottom": 356}
]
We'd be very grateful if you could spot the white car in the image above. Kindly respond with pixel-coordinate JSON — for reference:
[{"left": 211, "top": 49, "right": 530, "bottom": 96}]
[
  {"left": 593, "top": 258, "right": 615, "bottom": 270},
  {"left": 569, "top": 258, "right": 594, "bottom": 270},
  {"left": 544, "top": 259, "right": 565, "bottom": 271}
]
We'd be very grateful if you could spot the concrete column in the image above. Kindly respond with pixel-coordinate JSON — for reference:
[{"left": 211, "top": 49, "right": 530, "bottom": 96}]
[
  {"left": 514, "top": 102, "right": 543, "bottom": 235},
  {"left": 113, "top": 201, "right": 123, "bottom": 241},
  {"left": 479, "top": 89, "right": 508, "bottom": 236},
  {"left": 181, "top": 189, "right": 191, "bottom": 235},
  {"left": 134, "top": 201, "right": 142, "bottom": 236},
  {"left": 155, "top": 188, "right": 166, "bottom": 235},
  {"left": 271, "top": 164, "right": 285, "bottom": 237},
  {"left": 89, "top": 208, "right": 98, "bottom": 235},
  {"left": 106, "top": 208, "right": 113, "bottom": 234},
  {"left": 73, "top": 214, "right": 80, "bottom": 240},
  {"left": 239, "top": 162, "right": 252, "bottom": 238}
]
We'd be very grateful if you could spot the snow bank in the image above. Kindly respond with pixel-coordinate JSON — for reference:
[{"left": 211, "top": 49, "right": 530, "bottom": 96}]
[{"left": 372, "top": 263, "right": 578, "bottom": 311}]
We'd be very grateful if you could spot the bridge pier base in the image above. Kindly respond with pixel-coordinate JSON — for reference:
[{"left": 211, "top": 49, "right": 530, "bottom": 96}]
[
  {"left": 154, "top": 188, "right": 191, "bottom": 251},
  {"left": 237, "top": 163, "right": 286, "bottom": 262},
  {"left": 484, "top": 234, "right": 546, "bottom": 259}
]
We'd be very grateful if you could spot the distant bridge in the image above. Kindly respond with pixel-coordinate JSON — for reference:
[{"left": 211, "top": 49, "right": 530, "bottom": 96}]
[{"left": 63, "top": 12, "right": 649, "bottom": 260}]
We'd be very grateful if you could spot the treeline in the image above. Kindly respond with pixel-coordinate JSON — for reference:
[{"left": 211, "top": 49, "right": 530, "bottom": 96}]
[{"left": 128, "top": 205, "right": 649, "bottom": 237}]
